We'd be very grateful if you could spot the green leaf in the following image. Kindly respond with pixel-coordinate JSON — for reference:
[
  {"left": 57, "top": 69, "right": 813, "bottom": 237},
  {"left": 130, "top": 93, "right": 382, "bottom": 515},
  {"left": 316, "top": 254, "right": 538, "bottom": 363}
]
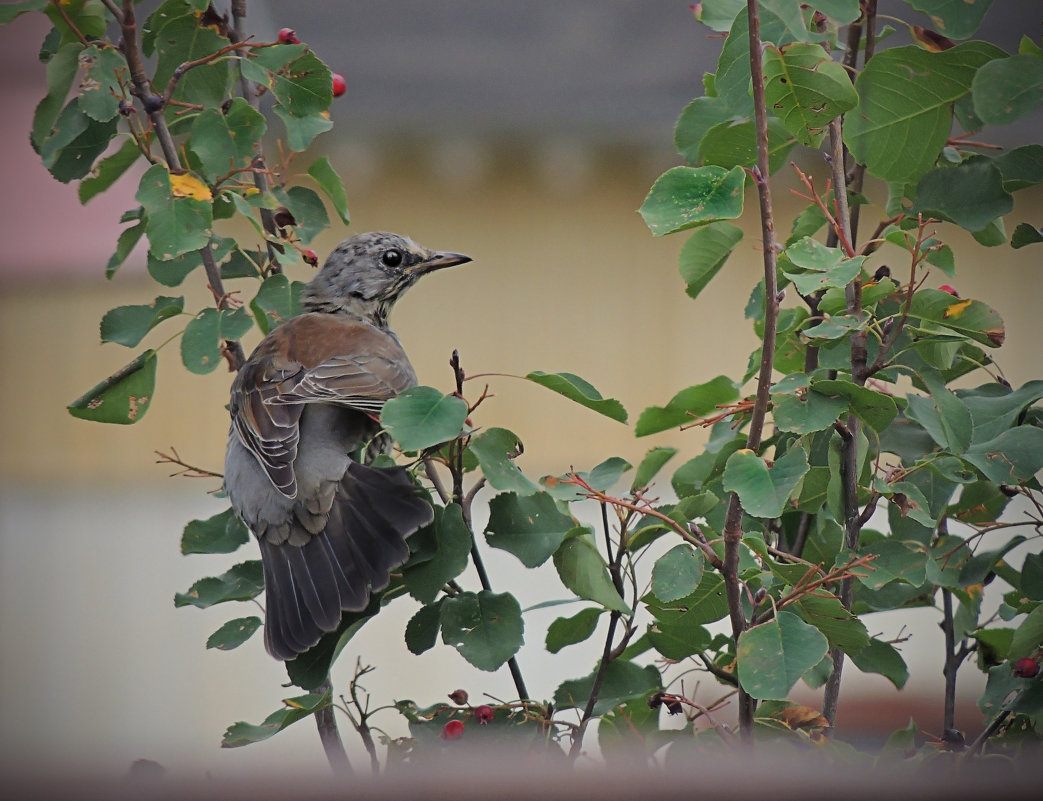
[
  {"left": 78, "top": 43, "right": 125, "bottom": 122},
  {"left": 960, "top": 379, "right": 1043, "bottom": 445},
  {"left": 811, "top": 379, "right": 897, "bottom": 432},
  {"left": 780, "top": 236, "right": 866, "bottom": 295},
  {"left": 632, "top": 447, "right": 678, "bottom": 491},
  {"left": 792, "top": 594, "right": 869, "bottom": 655},
  {"left": 382, "top": 386, "right": 468, "bottom": 451},
  {"left": 1011, "top": 223, "right": 1043, "bottom": 248},
  {"left": 0, "top": 0, "right": 48, "bottom": 25},
  {"left": 67, "top": 349, "right": 157, "bottom": 425},
  {"left": 250, "top": 273, "right": 305, "bottom": 334},
  {"left": 850, "top": 638, "right": 908, "bottom": 689},
  {"left": 972, "top": 53, "right": 1043, "bottom": 126},
  {"left": 188, "top": 99, "right": 267, "bottom": 180},
  {"left": 440, "top": 591, "right": 524, "bottom": 671},
  {"left": 180, "top": 307, "right": 254, "bottom": 374},
  {"left": 905, "top": 374, "right": 973, "bottom": 454},
  {"left": 484, "top": 493, "right": 576, "bottom": 568},
  {"left": 221, "top": 693, "right": 330, "bottom": 747},
  {"left": 1010, "top": 606, "right": 1043, "bottom": 661},
  {"left": 31, "top": 43, "right": 82, "bottom": 152},
  {"left": 639, "top": 165, "right": 746, "bottom": 236},
  {"left": 402, "top": 504, "right": 471, "bottom": 604},
  {"left": 554, "top": 661, "right": 661, "bottom": 715},
  {"left": 635, "top": 375, "right": 738, "bottom": 436},
  {"left": 405, "top": 600, "right": 443, "bottom": 655},
  {"left": 651, "top": 545, "right": 705, "bottom": 604},
  {"left": 469, "top": 428, "right": 540, "bottom": 496},
  {"left": 180, "top": 507, "right": 249, "bottom": 555},
  {"left": 736, "top": 611, "right": 829, "bottom": 700},
  {"left": 553, "top": 532, "right": 629, "bottom": 613},
  {"left": 174, "top": 561, "right": 264, "bottom": 608},
  {"left": 844, "top": 43, "right": 1005, "bottom": 184},
  {"left": 908, "top": 289, "right": 1005, "bottom": 348},
  {"left": 914, "top": 159, "right": 1013, "bottom": 233},
  {"left": 546, "top": 608, "right": 603, "bottom": 654},
  {"left": 100, "top": 296, "right": 184, "bottom": 347},
  {"left": 678, "top": 222, "right": 744, "bottom": 301},
  {"left": 773, "top": 390, "right": 848, "bottom": 434},
  {"left": 39, "top": 98, "right": 119, "bottom": 183},
  {"left": 206, "top": 616, "right": 262, "bottom": 651},
  {"left": 308, "top": 156, "right": 350, "bottom": 225},
  {"left": 763, "top": 43, "right": 858, "bottom": 146},
  {"left": 645, "top": 572, "right": 730, "bottom": 627},
  {"left": 80, "top": 138, "right": 140, "bottom": 204},
  {"left": 272, "top": 105, "right": 334, "bottom": 151},
  {"left": 696, "top": 117, "right": 796, "bottom": 173},
  {"left": 523, "top": 371, "right": 627, "bottom": 422},
  {"left": 251, "top": 45, "right": 332, "bottom": 118},
  {"left": 722, "top": 446, "right": 809, "bottom": 519},
  {"left": 963, "top": 426, "right": 1043, "bottom": 484},
  {"left": 136, "top": 164, "right": 213, "bottom": 261},
  {"left": 857, "top": 540, "right": 927, "bottom": 591},
  {"left": 151, "top": 7, "right": 232, "bottom": 107},
  {"left": 272, "top": 185, "right": 330, "bottom": 244},
  {"left": 1023, "top": 553, "right": 1043, "bottom": 601},
  {"left": 905, "top": 0, "right": 993, "bottom": 39}
]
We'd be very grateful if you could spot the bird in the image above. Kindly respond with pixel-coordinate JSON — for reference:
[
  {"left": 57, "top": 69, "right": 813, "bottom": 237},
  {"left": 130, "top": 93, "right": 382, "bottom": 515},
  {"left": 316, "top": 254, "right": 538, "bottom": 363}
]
[{"left": 223, "top": 231, "right": 471, "bottom": 660}]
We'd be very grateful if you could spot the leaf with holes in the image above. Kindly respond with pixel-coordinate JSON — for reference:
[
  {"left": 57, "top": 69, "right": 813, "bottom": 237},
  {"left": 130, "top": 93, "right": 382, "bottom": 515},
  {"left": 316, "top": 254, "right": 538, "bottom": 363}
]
[{"left": 763, "top": 43, "right": 858, "bottom": 146}]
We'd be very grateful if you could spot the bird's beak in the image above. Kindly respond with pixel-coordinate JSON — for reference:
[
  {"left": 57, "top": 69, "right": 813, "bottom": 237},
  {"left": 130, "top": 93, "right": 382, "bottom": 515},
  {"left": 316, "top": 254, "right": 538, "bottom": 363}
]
[{"left": 411, "top": 250, "right": 472, "bottom": 276}]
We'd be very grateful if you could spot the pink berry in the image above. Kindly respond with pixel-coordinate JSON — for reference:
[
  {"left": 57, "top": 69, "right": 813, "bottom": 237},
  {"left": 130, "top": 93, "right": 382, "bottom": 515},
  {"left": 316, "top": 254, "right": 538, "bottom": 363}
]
[
  {"left": 277, "top": 28, "right": 299, "bottom": 45},
  {"left": 331, "top": 72, "right": 347, "bottom": 98},
  {"left": 474, "top": 705, "right": 494, "bottom": 725},
  {"left": 939, "top": 284, "right": 959, "bottom": 297},
  {"left": 301, "top": 248, "right": 318, "bottom": 267},
  {"left": 440, "top": 719, "right": 465, "bottom": 740},
  {"left": 1013, "top": 657, "right": 1039, "bottom": 678}
]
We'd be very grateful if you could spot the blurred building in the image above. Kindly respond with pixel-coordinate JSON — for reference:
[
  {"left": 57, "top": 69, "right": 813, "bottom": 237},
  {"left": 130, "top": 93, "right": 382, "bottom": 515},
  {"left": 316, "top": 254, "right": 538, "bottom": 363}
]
[{"left": 0, "top": 0, "right": 1040, "bottom": 782}]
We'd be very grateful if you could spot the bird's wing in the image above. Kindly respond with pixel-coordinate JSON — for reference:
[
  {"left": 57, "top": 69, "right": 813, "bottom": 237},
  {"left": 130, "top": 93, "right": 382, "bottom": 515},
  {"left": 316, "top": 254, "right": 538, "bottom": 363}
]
[
  {"left": 229, "top": 314, "right": 416, "bottom": 497},
  {"left": 268, "top": 353, "right": 416, "bottom": 412}
]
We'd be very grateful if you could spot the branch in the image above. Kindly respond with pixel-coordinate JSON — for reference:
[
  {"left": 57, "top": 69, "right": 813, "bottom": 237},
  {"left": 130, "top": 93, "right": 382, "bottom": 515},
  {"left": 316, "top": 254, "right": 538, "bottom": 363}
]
[
  {"left": 119, "top": 1, "right": 244, "bottom": 371},
  {"left": 723, "top": 0, "right": 782, "bottom": 739}
]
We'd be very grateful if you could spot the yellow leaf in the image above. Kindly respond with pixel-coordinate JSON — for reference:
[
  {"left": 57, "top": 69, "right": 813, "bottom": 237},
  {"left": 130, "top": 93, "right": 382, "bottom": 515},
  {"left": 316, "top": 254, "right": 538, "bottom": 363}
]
[
  {"left": 943, "top": 299, "right": 972, "bottom": 318},
  {"left": 170, "top": 172, "right": 213, "bottom": 201},
  {"left": 282, "top": 698, "right": 306, "bottom": 710}
]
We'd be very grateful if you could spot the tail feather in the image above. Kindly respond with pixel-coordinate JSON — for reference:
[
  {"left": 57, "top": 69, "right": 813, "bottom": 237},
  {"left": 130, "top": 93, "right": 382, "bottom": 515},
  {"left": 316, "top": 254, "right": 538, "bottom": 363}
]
[{"left": 261, "top": 462, "right": 432, "bottom": 660}]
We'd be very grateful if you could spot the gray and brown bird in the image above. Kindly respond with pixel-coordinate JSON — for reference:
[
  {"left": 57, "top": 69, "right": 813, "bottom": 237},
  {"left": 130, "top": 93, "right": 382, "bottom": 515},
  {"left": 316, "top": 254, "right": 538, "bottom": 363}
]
[{"left": 223, "top": 231, "right": 471, "bottom": 660}]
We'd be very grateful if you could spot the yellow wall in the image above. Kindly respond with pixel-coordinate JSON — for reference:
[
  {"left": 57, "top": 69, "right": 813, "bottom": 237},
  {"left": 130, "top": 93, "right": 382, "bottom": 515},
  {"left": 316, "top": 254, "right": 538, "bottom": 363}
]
[{"left": 2, "top": 153, "right": 1041, "bottom": 487}]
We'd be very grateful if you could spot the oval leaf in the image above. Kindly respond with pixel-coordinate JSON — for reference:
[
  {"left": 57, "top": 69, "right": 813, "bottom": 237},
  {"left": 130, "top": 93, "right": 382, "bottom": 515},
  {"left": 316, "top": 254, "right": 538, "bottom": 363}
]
[
  {"left": 382, "top": 386, "right": 468, "bottom": 451},
  {"left": 524, "top": 371, "right": 627, "bottom": 422},
  {"left": 440, "top": 590, "right": 524, "bottom": 672},
  {"left": 639, "top": 165, "right": 746, "bottom": 236},
  {"left": 736, "top": 610, "right": 829, "bottom": 700},
  {"left": 553, "top": 532, "right": 629, "bottom": 613},
  {"left": 67, "top": 349, "right": 157, "bottom": 425}
]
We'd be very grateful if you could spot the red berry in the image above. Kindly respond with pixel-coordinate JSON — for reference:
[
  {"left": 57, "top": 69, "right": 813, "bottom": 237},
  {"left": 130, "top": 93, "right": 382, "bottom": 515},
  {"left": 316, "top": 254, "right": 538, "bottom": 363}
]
[
  {"left": 938, "top": 284, "right": 959, "bottom": 297},
  {"left": 331, "top": 72, "right": 347, "bottom": 98},
  {"left": 1013, "top": 657, "right": 1039, "bottom": 678},
  {"left": 440, "top": 719, "right": 465, "bottom": 740},
  {"left": 301, "top": 248, "right": 318, "bottom": 267},
  {"left": 277, "top": 28, "right": 299, "bottom": 45},
  {"left": 474, "top": 705, "right": 494, "bottom": 725}
]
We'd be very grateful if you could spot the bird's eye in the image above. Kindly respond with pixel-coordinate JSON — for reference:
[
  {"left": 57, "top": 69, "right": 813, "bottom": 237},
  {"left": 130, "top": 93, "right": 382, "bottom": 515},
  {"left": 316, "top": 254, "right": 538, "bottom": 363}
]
[{"left": 381, "top": 249, "right": 403, "bottom": 268}]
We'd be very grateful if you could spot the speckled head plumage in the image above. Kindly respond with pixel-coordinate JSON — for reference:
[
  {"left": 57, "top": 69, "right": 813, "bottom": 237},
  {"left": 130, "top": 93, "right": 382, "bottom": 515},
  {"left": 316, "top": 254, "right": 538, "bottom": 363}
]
[{"left": 302, "top": 231, "right": 471, "bottom": 326}]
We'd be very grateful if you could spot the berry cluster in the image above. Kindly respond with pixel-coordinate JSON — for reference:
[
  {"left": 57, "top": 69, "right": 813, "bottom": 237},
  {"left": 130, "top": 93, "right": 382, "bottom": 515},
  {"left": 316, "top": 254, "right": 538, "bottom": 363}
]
[{"left": 440, "top": 690, "right": 498, "bottom": 740}]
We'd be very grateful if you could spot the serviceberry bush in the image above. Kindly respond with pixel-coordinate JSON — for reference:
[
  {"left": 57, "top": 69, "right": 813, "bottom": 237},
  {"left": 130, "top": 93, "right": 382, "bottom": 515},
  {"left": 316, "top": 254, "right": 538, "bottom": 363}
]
[{"left": 5, "top": 0, "right": 1042, "bottom": 771}]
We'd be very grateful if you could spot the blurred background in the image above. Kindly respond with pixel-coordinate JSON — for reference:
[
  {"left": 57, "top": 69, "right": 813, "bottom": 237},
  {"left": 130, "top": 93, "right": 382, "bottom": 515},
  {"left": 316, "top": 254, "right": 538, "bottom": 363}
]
[{"left": 0, "top": 0, "right": 1040, "bottom": 783}]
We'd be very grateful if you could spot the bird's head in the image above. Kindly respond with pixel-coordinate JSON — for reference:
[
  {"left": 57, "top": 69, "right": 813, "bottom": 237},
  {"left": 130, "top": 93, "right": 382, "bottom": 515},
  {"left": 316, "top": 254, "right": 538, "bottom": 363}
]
[{"left": 302, "top": 231, "right": 471, "bottom": 326}]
